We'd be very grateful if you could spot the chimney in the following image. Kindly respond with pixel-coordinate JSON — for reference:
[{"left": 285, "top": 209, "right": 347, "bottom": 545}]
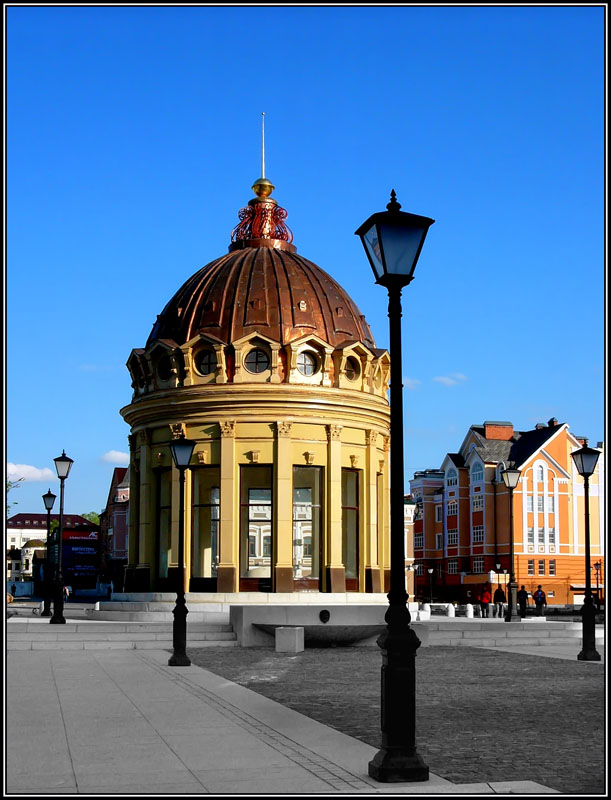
[
  {"left": 548, "top": 417, "right": 558, "bottom": 427},
  {"left": 483, "top": 421, "right": 514, "bottom": 441},
  {"left": 535, "top": 423, "right": 546, "bottom": 430}
]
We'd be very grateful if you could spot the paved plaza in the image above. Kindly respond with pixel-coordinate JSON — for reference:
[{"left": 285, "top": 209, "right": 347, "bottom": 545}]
[{"left": 4, "top": 618, "right": 606, "bottom": 796}]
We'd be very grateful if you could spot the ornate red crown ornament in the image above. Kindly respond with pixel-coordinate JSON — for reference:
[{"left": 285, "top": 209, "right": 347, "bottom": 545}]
[
  {"left": 229, "top": 179, "right": 295, "bottom": 252},
  {"left": 229, "top": 113, "right": 295, "bottom": 252}
]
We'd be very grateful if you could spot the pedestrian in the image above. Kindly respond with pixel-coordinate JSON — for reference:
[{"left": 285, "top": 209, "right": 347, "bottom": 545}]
[
  {"left": 493, "top": 585, "right": 506, "bottom": 618},
  {"left": 517, "top": 585, "right": 528, "bottom": 618},
  {"left": 480, "top": 582, "right": 492, "bottom": 618},
  {"left": 63, "top": 585, "right": 70, "bottom": 601},
  {"left": 533, "top": 585, "right": 546, "bottom": 616},
  {"left": 10, "top": 583, "right": 17, "bottom": 597}
]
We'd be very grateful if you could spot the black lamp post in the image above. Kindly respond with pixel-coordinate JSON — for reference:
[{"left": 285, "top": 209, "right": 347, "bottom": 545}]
[
  {"left": 168, "top": 432, "right": 196, "bottom": 667},
  {"left": 50, "top": 451, "right": 73, "bottom": 624},
  {"left": 356, "top": 190, "right": 434, "bottom": 782},
  {"left": 571, "top": 442, "right": 601, "bottom": 661},
  {"left": 501, "top": 467, "right": 520, "bottom": 622},
  {"left": 593, "top": 561, "right": 601, "bottom": 611},
  {"left": 427, "top": 568, "right": 434, "bottom": 604},
  {"left": 41, "top": 489, "right": 57, "bottom": 617}
]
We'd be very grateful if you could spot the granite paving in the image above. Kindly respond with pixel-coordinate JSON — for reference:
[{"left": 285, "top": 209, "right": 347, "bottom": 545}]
[{"left": 188, "top": 644, "right": 606, "bottom": 795}]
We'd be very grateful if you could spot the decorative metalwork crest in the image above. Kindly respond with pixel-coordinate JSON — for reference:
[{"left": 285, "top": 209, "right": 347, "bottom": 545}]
[{"left": 231, "top": 200, "right": 294, "bottom": 244}]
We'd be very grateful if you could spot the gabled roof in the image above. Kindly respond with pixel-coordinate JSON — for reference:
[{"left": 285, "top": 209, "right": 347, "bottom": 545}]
[{"left": 466, "top": 422, "right": 566, "bottom": 469}]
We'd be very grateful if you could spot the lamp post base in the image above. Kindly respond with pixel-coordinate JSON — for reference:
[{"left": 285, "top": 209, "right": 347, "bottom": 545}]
[
  {"left": 369, "top": 749, "right": 429, "bottom": 783},
  {"left": 578, "top": 602, "right": 600, "bottom": 661},
  {"left": 169, "top": 597, "right": 190, "bottom": 667},
  {"left": 168, "top": 653, "right": 192, "bottom": 667},
  {"left": 40, "top": 595, "right": 52, "bottom": 617},
  {"left": 50, "top": 584, "right": 65, "bottom": 624},
  {"left": 369, "top": 615, "right": 429, "bottom": 783}
]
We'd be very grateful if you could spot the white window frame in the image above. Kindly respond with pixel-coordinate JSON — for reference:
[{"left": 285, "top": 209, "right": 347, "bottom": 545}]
[
  {"left": 527, "top": 495, "right": 533, "bottom": 512},
  {"left": 447, "top": 529, "right": 458, "bottom": 546},
  {"left": 446, "top": 470, "right": 458, "bottom": 487},
  {"left": 473, "top": 557, "right": 484, "bottom": 573},
  {"left": 435, "top": 533, "right": 443, "bottom": 550},
  {"left": 472, "top": 525, "right": 484, "bottom": 543},
  {"left": 447, "top": 502, "right": 458, "bottom": 516},
  {"left": 528, "top": 559, "right": 535, "bottom": 575},
  {"left": 448, "top": 559, "right": 458, "bottom": 574},
  {"left": 538, "top": 560, "right": 545, "bottom": 576},
  {"left": 435, "top": 505, "right": 443, "bottom": 522},
  {"left": 472, "top": 495, "right": 483, "bottom": 511},
  {"left": 471, "top": 463, "right": 484, "bottom": 483},
  {"left": 414, "top": 533, "right": 423, "bottom": 549},
  {"left": 527, "top": 527, "right": 535, "bottom": 544},
  {"left": 549, "top": 560, "right": 556, "bottom": 576}
]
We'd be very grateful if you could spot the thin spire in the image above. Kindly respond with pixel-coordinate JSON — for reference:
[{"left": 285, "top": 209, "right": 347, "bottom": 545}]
[{"left": 261, "top": 112, "right": 266, "bottom": 179}]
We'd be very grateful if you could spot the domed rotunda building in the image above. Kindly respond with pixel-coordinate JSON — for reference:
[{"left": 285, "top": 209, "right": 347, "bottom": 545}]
[{"left": 121, "top": 177, "right": 391, "bottom": 595}]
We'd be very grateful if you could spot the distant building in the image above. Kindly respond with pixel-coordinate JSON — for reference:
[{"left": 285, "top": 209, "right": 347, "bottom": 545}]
[
  {"left": 410, "top": 419, "right": 605, "bottom": 606},
  {"left": 6, "top": 513, "right": 101, "bottom": 589},
  {"left": 99, "top": 467, "right": 129, "bottom": 588}
]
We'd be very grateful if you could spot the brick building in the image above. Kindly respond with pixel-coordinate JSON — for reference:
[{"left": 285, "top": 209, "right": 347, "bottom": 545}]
[{"left": 410, "top": 419, "right": 604, "bottom": 606}]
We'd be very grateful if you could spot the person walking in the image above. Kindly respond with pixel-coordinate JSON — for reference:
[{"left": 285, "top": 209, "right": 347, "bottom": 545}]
[
  {"left": 480, "top": 582, "right": 492, "bottom": 618},
  {"left": 533, "top": 585, "right": 547, "bottom": 616},
  {"left": 517, "top": 585, "right": 529, "bottom": 618},
  {"left": 493, "top": 585, "right": 506, "bottom": 618},
  {"left": 10, "top": 583, "right": 17, "bottom": 597}
]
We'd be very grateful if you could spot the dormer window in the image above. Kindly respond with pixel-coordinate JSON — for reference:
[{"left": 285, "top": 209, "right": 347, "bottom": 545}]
[
  {"left": 471, "top": 463, "right": 484, "bottom": 483},
  {"left": 297, "top": 351, "right": 318, "bottom": 376},
  {"left": 195, "top": 349, "right": 217, "bottom": 376},
  {"left": 156, "top": 355, "right": 172, "bottom": 382},
  {"left": 345, "top": 356, "right": 360, "bottom": 381},
  {"left": 244, "top": 348, "right": 270, "bottom": 374}
]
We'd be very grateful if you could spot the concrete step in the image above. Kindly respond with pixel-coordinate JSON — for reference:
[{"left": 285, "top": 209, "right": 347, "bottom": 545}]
[{"left": 6, "top": 620, "right": 238, "bottom": 650}]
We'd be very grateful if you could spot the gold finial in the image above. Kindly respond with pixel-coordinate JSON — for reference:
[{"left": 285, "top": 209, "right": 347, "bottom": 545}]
[{"left": 252, "top": 112, "right": 275, "bottom": 198}]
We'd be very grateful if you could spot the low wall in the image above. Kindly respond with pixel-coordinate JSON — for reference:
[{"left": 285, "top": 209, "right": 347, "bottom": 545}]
[{"left": 229, "top": 604, "right": 429, "bottom": 648}]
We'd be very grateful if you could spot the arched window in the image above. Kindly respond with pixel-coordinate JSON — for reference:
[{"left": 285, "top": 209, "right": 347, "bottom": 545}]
[
  {"left": 536, "top": 465, "right": 544, "bottom": 483},
  {"left": 471, "top": 463, "right": 484, "bottom": 483},
  {"left": 446, "top": 469, "right": 458, "bottom": 487}
]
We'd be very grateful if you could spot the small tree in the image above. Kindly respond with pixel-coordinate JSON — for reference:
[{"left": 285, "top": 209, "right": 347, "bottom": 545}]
[
  {"left": 81, "top": 511, "right": 100, "bottom": 525},
  {"left": 6, "top": 477, "right": 25, "bottom": 519}
]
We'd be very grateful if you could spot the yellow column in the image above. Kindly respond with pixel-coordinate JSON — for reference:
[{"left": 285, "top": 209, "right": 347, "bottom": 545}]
[
  {"left": 365, "top": 430, "right": 381, "bottom": 592},
  {"left": 138, "top": 429, "right": 155, "bottom": 569},
  {"left": 274, "top": 421, "right": 294, "bottom": 592},
  {"left": 380, "top": 435, "right": 390, "bottom": 592},
  {"left": 326, "top": 424, "right": 345, "bottom": 592},
  {"left": 218, "top": 421, "right": 238, "bottom": 592},
  {"left": 127, "top": 434, "right": 139, "bottom": 566}
]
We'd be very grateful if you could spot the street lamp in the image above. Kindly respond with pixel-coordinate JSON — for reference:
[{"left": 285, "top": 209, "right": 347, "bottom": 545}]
[
  {"left": 593, "top": 561, "right": 601, "bottom": 611},
  {"left": 427, "top": 568, "right": 434, "bottom": 604},
  {"left": 168, "top": 432, "right": 196, "bottom": 667},
  {"left": 571, "top": 442, "right": 601, "bottom": 661},
  {"left": 356, "top": 190, "right": 434, "bottom": 783},
  {"left": 41, "top": 489, "right": 56, "bottom": 617},
  {"left": 50, "top": 451, "right": 73, "bottom": 624},
  {"left": 501, "top": 467, "right": 521, "bottom": 622}
]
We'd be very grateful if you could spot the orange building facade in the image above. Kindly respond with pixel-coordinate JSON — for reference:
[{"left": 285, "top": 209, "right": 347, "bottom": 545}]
[{"left": 410, "top": 419, "right": 605, "bottom": 607}]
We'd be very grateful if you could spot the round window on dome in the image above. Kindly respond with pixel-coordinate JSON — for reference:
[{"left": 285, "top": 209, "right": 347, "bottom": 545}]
[
  {"left": 156, "top": 355, "right": 173, "bottom": 382},
  {"left": 244, "top": 348, "right": 270, "bottom": 374},
  {"left": 195, "top": 349, "right": 217, "bottom": 376},
  {"left": 296, "top": 351, "right": 318, "bottom": 376},
  {"left": 344, "top": 356, "right": 360, "bottom": 381}
]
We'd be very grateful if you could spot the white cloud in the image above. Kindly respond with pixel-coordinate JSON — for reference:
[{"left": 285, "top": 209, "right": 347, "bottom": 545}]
[
  {"left": 404, "top": 377, "right": 422, "bottom": 390},
  {"left": 7, "top": 463, "right": 55, "bottom": 482},
  {"left": 101, "top": 450, "right": 130, "bottom": 465},
  {"left": 433, "top": 373, "right": 468, "bottom": 387}
]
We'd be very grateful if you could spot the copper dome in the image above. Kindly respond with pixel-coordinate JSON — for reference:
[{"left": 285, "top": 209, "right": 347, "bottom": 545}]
[{"left": 147, "top": 246, "right": 375, "bottom": 350}]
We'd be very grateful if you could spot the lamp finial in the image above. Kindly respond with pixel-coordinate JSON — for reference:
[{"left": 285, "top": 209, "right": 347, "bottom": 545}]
[{"left": 387, "top": 189, "right": 402, "bottom": 212}]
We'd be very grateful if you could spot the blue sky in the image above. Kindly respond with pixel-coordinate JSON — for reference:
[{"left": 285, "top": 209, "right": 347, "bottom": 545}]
[{"left": 6, "top": 5, "right": 605, "bottom": 517}]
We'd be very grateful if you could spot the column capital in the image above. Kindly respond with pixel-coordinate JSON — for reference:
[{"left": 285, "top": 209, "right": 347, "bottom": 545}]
[
  {"left": 219, "top": 420, "right": 236, "bottom": 438},
  {"left": 365, "top": 430, "right": 378, "bottom": 446},
  {"left": 170, "top": 423, "right": 185, "bottom": 439},
  {"left": 276, "top": 421, "right": 293, "bottom": 438},
  {"left": 327, "top": 424, "right": 342, "bottom": 442}
]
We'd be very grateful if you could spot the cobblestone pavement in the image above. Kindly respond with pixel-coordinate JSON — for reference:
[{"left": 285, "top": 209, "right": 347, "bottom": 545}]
[{"left": 188, "top": 645, "right": 605, "bottom": 795}]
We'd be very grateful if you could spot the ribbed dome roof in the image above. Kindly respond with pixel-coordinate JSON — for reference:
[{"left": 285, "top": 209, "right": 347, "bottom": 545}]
[{"left": 146, "top": 247, "right": 375, "bottom": 350}]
